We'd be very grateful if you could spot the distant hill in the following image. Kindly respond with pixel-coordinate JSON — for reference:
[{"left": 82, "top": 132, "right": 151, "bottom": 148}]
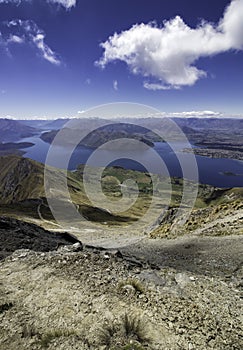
[
  {"left": 40, "top": 123, "right": 159, "bottom": 149},
  {"left": 21, "top": 118, "right": 70, "bottom": 130},
  {"left": 0, "top": 119, "right": 37, "bottom": 142},
  {"left": 44, "top": 118, "right": 70, "bottom": 130},
  {"left": 173, "top": 117, "right": 243, "bottom": 130}
]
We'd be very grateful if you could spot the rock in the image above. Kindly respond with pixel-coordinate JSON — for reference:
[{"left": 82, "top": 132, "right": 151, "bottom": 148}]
[
  {"left": 139, "top": 270, "right": 165, "bottom": 286},
  {"left": 58, "top": 242, "right": 83, "bottom": 253},
  {"left": 72, "top": 242, "right": 83, "bottom": 252},
  {"left": 121, "top": 284, "right": 136, "bottom": 295},
  {"left": 0, "top": 216, "right": 82, "bottom": 260},
  {"left": 175, "top": 273, "right": 191, "bottom": 288}
]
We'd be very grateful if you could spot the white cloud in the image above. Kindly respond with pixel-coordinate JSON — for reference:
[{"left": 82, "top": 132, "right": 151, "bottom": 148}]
[
  {"left": 170, "top": 111, "right": 224, "bottom": 118},
  {"left": 97, "top": 0, "right": 243, "bottom": 89},
  {"left": 113, "top": 80, "right": 118, "bottom": 91},
  {"left": 47, "top": 0, "right": 76, "bottom": 9},
  {"left": 1, "top": 20, "right": 61, "bottom": 65},
  {"left": 32, "top": 32, "right": 61, "bottom": 65},
  {"left": 0, "top": 0, "right": 19, "bottom": 3},
  {"left": 0, "top": 0, "right": 77, "bottom": 9},
  {"left": 143, "top": 82, "right": 181, "bottom": 91},
  {"left": 8, "top": 34, "right": 24, "bottom": 43}
]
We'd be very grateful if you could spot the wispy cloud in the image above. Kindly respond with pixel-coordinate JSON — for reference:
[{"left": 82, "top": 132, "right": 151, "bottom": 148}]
[
  {"left": 170, "top": 111, "right": 224, "bottom": 118},
  {"left": 0, "top": 19, "right": 61, "bottom": 65},
  {"left": 0, "top": 0, "right": 20, "bottom": 3},
  {"left": 113, "top": 80, "right": 118, "bottom": 91},
  {"left": 8, "top": 34, "right": 24, "bottom": 44},
  {"left": 48, "top": 0, "right": 76, "bottom": 9},
  {"left": 143, "top": 82, "right": 181, "bottom": 91},
  {"left": 0, "top": 0, "right": 77, "bottom": 9},
  {"left": 97, "top": 0, "right": 243, "bottom": 90}
]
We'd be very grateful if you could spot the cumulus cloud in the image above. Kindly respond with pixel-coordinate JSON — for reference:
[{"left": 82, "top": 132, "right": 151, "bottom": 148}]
[
  {"left": 0, "top": 19, "right": 61, "bottom": 65},
  {"left": 0, "top": 0, "right": 76, "bottom": 9},
  {"left": 97, "top": 0, "right": 243, "bottom": 89}
]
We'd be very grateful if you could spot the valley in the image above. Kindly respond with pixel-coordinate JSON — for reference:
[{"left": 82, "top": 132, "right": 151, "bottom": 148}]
[
  {"left": 1, "top": 1, "right": 243, "bottom": 348},
  {"left": 0, "top": 117, "right": 242, "bottom": 350}
]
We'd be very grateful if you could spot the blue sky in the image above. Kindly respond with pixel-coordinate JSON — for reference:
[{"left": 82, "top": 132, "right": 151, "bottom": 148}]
[{"left": 0, "top": 0, "right": 243, "bottom": 118}]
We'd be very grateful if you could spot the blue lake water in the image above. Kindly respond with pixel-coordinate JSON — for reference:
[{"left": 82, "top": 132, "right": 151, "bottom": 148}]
[{"left": 21, "top": 135, "right": 243, "bottom": 188}]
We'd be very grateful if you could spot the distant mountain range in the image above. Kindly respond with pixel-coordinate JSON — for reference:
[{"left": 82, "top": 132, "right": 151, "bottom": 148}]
[
  {"left": 1, "top": 116, "right": 243, "bottom": 157},
  {"left": 173, "top": 117, "right": 243, "bottom": 130},
  {"left": 2, "top": 115, "right": 243, "bottom": 133},
  {"left": 0, "top": 119, "right": 37, "bottom": 142}
]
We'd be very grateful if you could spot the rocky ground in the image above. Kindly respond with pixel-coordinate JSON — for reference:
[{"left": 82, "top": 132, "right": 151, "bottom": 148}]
[
  {"left": 0, "top": 216, "right": 80, "bottom": 260},
  {"left": 0, "top": 218, "right": 242, "bottom": 350}
]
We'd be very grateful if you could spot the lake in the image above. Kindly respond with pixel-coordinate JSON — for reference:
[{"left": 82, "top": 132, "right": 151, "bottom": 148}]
[{"left": 21, "top": 135, "right": 243, "bottom": 188}]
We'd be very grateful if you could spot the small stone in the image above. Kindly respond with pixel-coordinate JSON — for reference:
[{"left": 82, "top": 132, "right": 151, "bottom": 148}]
[
  {"left": 168, "top": 322, "right": 173, "bottom": 329},
  {"left": 175, "top": 273, "right": 191, "bottom": 288},
  {"left": 72, "top": 242, "right": 83, "bottom": 252},
  {"left": 122, "top": 285, "right": 136, "bottom": 295}
]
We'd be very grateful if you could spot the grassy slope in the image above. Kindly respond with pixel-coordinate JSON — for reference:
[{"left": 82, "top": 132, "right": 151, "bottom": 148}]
[
  {"left": 0, "top": 155, "right": 242, "bottom": 237},
  {"left": 0, "top": 155, "right": 83, "bottom": 204},
  {"left": 0, "top": 156, "right": 138, "bottom": 227}
]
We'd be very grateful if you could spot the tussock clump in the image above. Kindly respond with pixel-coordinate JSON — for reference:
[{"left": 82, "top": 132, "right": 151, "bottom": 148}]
[
  {"left": 98, "top": 311, "right": 152, "bottom": 349},
  {"left": 39, "top": 328, "right": 78, "bottom": 348},
  {"left": 0, "top": 302, "right": 13, "bottom": 314},
  {"left": 118, "top": 278, "right": 145, "bottom": 294}
]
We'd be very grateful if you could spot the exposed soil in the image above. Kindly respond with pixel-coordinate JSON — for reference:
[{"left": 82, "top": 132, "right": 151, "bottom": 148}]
[{"left": 0, "top": 217, "right": 242, "bottom": 350}]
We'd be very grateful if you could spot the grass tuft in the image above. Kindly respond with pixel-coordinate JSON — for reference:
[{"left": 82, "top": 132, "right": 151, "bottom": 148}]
[
  {"left": 39, "top": 328, "right": 78, "bottom": 348},
  {"left": 98, "top": 312, "right": 151, "bottom": 349},
  {"left": 0, "top": 302, "right": 13, "bottom": 314},
  {"left": 118, "top": 278, "right": 145, "bottom": 294}
]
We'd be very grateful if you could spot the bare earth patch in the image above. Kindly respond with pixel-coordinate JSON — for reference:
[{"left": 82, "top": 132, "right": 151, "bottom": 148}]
[{"left": 0, "top": 237, "right": 242, "bottom": 350}]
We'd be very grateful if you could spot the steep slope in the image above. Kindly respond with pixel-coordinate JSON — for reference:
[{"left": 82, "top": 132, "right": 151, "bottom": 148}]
[
  {"left": 0, "top": 156, "right": 136, "bottom": 228},
  {"left": 0, "top": 155, "right": 82, "bottom": 204},
  {"left": 0, "top": 216, "right": 81, "bottom": 260},
  {"left": 151, "top": 187, "right": 243, "bottom": 238}
]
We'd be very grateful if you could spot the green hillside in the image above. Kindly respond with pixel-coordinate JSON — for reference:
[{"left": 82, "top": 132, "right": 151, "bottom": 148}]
[{"left": 0, "top": 155, "right": 242, "bottom": 237}]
